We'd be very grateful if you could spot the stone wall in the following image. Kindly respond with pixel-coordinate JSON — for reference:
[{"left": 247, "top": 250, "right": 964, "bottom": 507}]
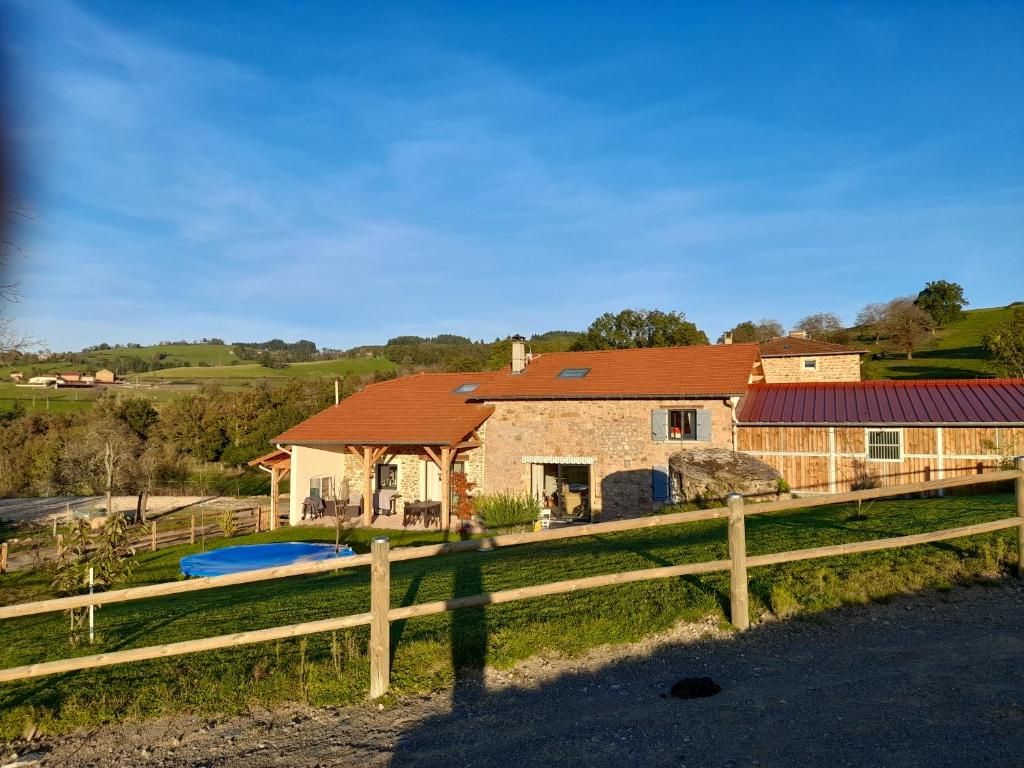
[
  {"left": 761, "top": 353, "right": 861, "bottom": 383},
  {"left": 481, "top": 398, "right": 735, "bottom": 519}
]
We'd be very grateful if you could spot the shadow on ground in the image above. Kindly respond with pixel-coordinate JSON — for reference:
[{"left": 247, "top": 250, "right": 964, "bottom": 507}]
[{"left": 388, "top": 582, "right": 1024, "bottom": 768}]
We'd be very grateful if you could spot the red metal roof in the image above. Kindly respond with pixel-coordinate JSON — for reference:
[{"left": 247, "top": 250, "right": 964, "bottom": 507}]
[
  {"left": 738, "top": 379, "right": 1024, "bottom": 425},
  {"left": 468, "top": 344, "right": 759, "bottom": 400},
  {"left": 274, "top": 373, "right": 496, "bottom": 446},
  {"left": 758, "top": 337, "right": 867, "bottom": 357}
]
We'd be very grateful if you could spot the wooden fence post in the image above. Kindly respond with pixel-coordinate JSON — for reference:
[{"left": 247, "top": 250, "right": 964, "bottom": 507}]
[
  {"left": 0, "top": 542, "right": 7, "bottom": 574},
  {"left": 1015, "top": 457, "right": 1024, "bottom": 578},
  {"left": 369, "top": 536, "right": 391, "bottom": 699},
  {"left": 726, "top": 493, "right": 749, "bottom": 631},
  {"left": 190, "top": 515, "right": 196, "bottom": 545},
  {"left": 150, "top": 522, "right": 157, "bottom": 552},
  {"left": 56, "top": 534, "right": 64, "bottom": 559}
]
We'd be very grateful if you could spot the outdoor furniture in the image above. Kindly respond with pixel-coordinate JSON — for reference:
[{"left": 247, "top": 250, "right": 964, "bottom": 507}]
[
  {"left": 538, "top": 508, "right": 552, "bottom": 530},
  {"left": 560, "top": 490, "right": 583, "bottom": 518},
  {"left": 343, "top": 492, "right": 362, "bottom": 519},
  {"left": 301, "top": 495, "right": 326, "bottom": 520},
  {"left": 404, "top": 500, "right": 441, "bottom": 528},
  {"left": 375, "top": 489, "right": 400, "bottom": 516}
]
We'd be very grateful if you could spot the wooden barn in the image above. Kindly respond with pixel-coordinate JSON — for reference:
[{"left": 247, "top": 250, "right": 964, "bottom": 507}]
[{"left": 736, "top": 379, "right": 1024, "bottom": 494}]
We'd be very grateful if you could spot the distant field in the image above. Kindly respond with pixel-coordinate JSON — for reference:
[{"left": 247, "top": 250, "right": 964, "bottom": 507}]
[
  {"left": 0, "top": 382, "right": 200, "bottom": 415},
  {"left": 134, "top": 356, "right": 395, "bottom": 381},
  {"left": 860, "top": 304, "right": 1015, "bottom": 380},
  {"left": 0, "top": 344, "right": 237, "bottom": 380}
]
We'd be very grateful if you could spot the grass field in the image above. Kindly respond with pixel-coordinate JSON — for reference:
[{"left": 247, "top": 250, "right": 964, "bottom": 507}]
[
  {"left": 133, "top": 356, "right": 395, "bottom": 381},
  {"left": 861, "top": 304, "right": 1018, "bottom": 380},
  {"left": 0, "top": 493, "right": 1018, "bottom": 739}
]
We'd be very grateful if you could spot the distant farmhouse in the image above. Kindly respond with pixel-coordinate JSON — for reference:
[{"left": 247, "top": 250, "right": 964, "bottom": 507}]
[{"left": 17, "top": 368, "right": 119, "bottom": 388}]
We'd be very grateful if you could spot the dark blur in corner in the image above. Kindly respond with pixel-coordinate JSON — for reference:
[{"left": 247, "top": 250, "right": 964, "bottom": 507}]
[{"left": 0, "top": 5, "right": 13, "bottom": 293}]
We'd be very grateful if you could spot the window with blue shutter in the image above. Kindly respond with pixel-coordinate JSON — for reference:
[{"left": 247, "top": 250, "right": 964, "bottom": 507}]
[{"left": 652, "top": 466, "right": 670, "bottom": 503}]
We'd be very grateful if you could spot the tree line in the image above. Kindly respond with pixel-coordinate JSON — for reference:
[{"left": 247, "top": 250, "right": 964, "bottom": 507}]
[{"left": 0, "top": 378, "right": 350, "bottom": 501}]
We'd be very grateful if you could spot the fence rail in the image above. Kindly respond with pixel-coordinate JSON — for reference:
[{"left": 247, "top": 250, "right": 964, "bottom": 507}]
[{"left": 0, "top": 462, "right": 1021, "bottom": 690}]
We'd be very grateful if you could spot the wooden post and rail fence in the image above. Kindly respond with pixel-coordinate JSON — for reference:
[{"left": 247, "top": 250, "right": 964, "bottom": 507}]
[
  {"left": 0, "top": 506, "right": 272, "bottom": 574},
  {"left": 0, "top": 461, "right": 1021, "bottom": 694}
]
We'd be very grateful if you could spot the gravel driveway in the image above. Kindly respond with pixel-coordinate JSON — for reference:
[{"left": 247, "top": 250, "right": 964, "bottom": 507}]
[{"left": 14, "top": 581, "right": 1024, "bottom": 768}]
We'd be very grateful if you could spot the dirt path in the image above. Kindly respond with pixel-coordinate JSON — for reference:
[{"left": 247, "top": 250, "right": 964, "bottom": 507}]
[{"left": 12, "top": 582, "right": 1024, "bottom": 767}]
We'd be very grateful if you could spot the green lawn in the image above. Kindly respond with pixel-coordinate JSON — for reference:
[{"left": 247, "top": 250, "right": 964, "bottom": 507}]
[
  {"left": 0, "top": 493, "right": 1019, "bottom": 739},
  {"left": 861, "top": 304, "right": 1017, "bottom": 380},
  {"left": 133, "top": 356, "right": 396, "bottom": 382}
]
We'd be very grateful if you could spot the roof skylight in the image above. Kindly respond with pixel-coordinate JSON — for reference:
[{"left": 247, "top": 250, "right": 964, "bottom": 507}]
[
  {"left": 454, "top": 383, "right": 480, "bottom": 393},
  {"left": 556, "top": 368, "right": 591, "bottom": 379}
]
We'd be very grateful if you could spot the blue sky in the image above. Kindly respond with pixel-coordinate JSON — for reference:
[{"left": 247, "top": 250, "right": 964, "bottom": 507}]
[{"left": 4, "top": 1, "right": 1024, "bottom": 351}]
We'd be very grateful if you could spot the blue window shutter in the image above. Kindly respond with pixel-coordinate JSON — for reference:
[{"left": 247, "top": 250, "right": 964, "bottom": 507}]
[
  {"left": 696, "top": 409, "right": 712, "bottom": 442},
  {"left": 652, "top": 466, "right": 670, "bottom": 503},
  {"left": 651, "top": 409, "right": 669, "bottom": 441}
]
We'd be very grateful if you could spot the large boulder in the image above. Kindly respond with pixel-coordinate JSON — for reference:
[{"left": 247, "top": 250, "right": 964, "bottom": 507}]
[{"left": 669, "top": 448, "right": 782, "bottom": 504}]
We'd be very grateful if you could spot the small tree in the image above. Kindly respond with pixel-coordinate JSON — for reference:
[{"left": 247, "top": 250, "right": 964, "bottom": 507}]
[
  {"left": 855, "top": 302, "right": 889, "bottom": 345},
  {"left": 983, "top": 305, "right": 1024, "bottom": 377},
  {"left": 883, "top": 298, "right": 934, "bottom": 359},
  {"left": 915, "top": 280, "right": 967, "bottom": 328},
  {"left": 795, "top": 312, "right": 844, "bottom": 342},
  {"left": 450, "top": 471, "right": 476, "bottom": 522}
]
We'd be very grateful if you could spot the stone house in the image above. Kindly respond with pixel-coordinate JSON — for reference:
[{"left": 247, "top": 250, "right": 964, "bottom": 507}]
[
  {"left": 757, "top": 334, "right": 865, "bottom": 383},
  {"left": 265, "top": 338, "right": 1024, "bottom": 528},
  {"left": 270, "top": 342, "right": 759, "bottom": 526}
]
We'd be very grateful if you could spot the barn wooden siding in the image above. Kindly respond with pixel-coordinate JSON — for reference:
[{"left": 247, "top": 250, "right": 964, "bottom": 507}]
[{"left": 736, "top": 426, "right": 1024, "bottom": 494}]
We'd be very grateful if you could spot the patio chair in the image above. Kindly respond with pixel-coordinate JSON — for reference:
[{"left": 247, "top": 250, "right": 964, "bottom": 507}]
[{"left": 343, "top": 491, "right": 362, "bottom": 519}]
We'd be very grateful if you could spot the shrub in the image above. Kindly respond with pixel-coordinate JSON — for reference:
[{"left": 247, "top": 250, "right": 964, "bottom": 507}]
[
  {"left": 776, "top": 478, "right": 791, "bottom": 494},
  {"left": 475, "top": 492, "right": 541, "bottom": 530},
  {"left": 219, "top": 509, "right": 236, "bottom": 538}
]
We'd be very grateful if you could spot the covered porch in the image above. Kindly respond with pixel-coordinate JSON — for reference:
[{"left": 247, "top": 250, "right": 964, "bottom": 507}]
[{"left": 283, "top": 431, "right": 483, "bottom": 531}]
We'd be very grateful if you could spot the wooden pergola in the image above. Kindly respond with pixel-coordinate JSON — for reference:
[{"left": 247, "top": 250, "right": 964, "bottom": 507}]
[
  {"left": 341, "top": 428, "right": 482, "bottom": 529},
  {"left": 247, "top": 448, "right": 291, "bottom": 530}
]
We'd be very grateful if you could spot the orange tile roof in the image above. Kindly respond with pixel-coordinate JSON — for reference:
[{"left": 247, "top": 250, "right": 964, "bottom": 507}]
[
  {"left": 274, "top": 373, "right": 496, "bottom": 446},
  {"left": 468, "top": 344, "right": 760, "bottom": 400},
  {"left": 758, "top": 337, "right": 867, "bottom": 357}
]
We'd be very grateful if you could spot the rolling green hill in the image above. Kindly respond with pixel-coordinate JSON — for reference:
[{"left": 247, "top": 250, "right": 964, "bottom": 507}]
[
  {"left": 860, "top": 304, "right": 1018, "bottom": 380},
  {"left": 134, "top": 356, "right": 395, "bottom": 381}
]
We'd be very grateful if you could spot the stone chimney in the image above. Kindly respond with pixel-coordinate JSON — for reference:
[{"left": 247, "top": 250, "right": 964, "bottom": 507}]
[
  {"left": 788, "top": 330, "right": 808, "bottom": 339},
  {"left": 511, "top": 335, "right": 527, "bottom": 374},
  {"left": 722, "top": 332, "right": 733, "bottom": 345}
]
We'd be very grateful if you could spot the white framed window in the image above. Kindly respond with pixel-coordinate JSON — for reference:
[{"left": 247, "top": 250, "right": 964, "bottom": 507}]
[
  {"left": 803, "top": 358, "right": 818, "bottom": 370},
  {"left": 309, "top": 475, "right": 334, "bottom": 498},
  {"left": 866, "top": 428, "right": 902, "bottom": 462}
]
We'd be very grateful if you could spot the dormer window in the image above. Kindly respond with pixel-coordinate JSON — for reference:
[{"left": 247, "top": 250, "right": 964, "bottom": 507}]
[
  {"left": 454, "top": 383, "right": 479, "bottom": 394},
  {"left": 556, "top": 368, "right": 591, "bottom": 379}
]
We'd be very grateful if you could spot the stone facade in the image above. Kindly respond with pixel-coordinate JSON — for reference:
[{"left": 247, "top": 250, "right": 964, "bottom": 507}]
[
  {"left": 480, "top": 398, "right": 735, "bottom": 518},
  {"left": 760, "top": 353, "right": 861, "bottom": 384}
]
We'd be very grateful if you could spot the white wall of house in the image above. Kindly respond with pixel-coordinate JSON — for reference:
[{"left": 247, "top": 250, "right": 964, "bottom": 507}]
[{"left": 289, "top": 445, "right": 348, "bottom": 525}]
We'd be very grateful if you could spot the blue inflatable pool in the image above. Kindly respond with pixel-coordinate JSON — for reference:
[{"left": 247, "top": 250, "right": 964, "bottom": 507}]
[{"left": 180, "top": 542, "right": 356, "bottom": 577}]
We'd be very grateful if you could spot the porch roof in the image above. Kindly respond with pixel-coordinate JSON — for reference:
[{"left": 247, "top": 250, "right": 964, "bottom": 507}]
[{"left": 274, "top": 373, "right": 494, "bottom": 447}]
